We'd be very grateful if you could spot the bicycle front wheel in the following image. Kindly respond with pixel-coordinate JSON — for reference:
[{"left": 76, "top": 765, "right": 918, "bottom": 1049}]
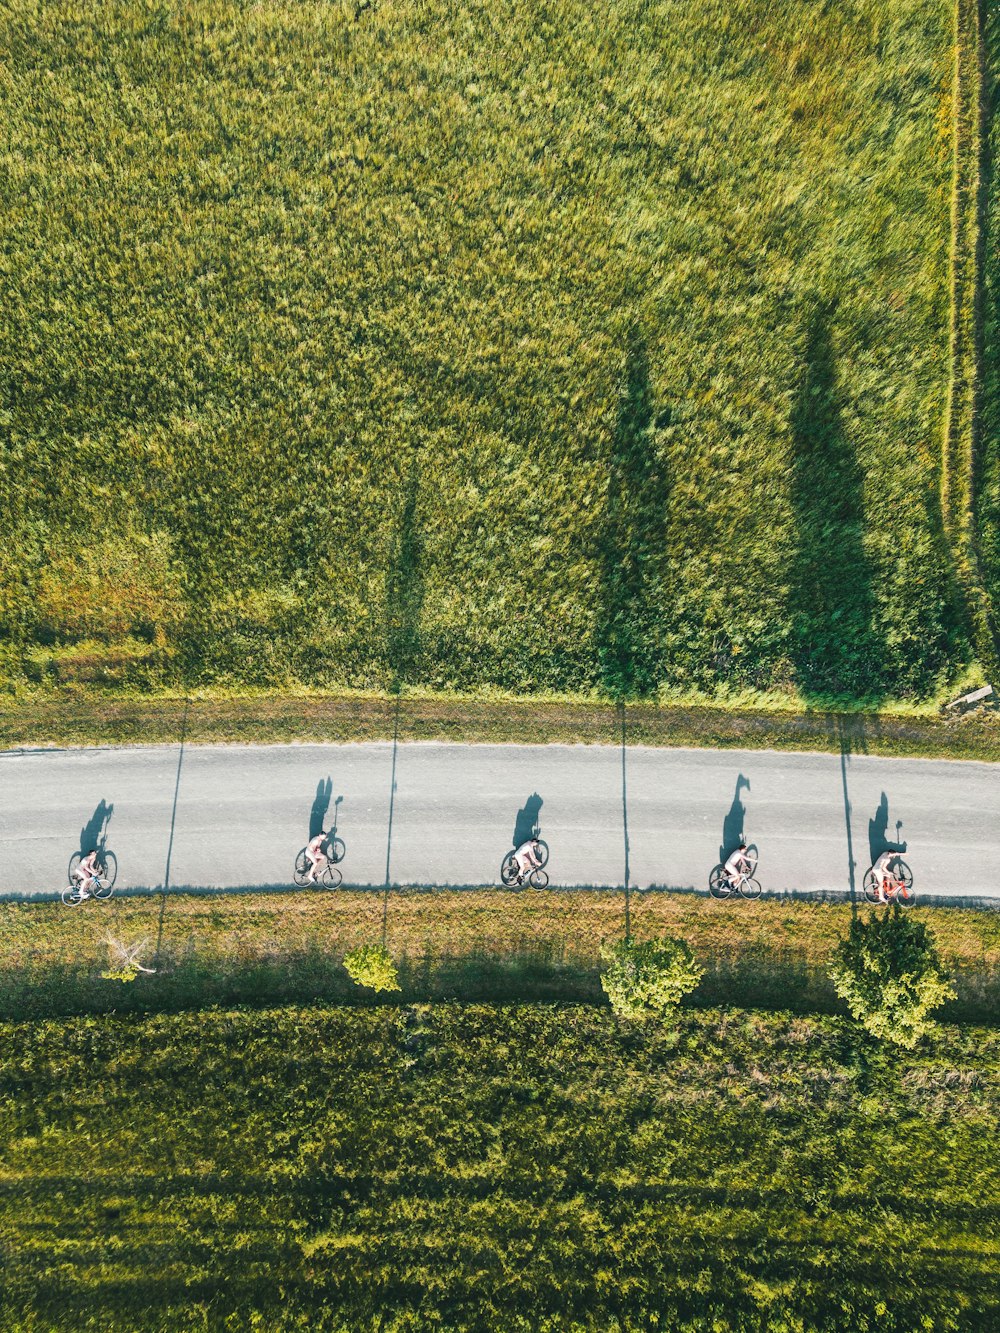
[
  {"left": 320, "top": 864, "right": 343, "bottom": 890},
  {"left": 95, "top": 852, "right": 117, "bottom": 893},
  {"left": 893, "top": 859, "right": 914, "bottom": 891},
  {"left": 528, "top": 868, "right": 549, "bottom": 890},
  {"left": 709, "top": 866, "right": 731, "bottom": 899},
  {"left": 293, "top": 849, "right": 311, "bottom": 888},
  {"left": 897, "top": 885, "right": 917, "bottom": 908},
  {"left": 739, "top": 877, "right": 762, "bottom": 900}
]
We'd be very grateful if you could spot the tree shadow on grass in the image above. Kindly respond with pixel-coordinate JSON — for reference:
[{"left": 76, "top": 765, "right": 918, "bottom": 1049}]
[
  {"left": 596, "top": 330, "right": 670, "bottom": 699},
  {"left": 788, "top": 304, "right": 883, "bottom": 703},
  {"left": 385, "top": 463, "right": 424, "bottom": 691}
]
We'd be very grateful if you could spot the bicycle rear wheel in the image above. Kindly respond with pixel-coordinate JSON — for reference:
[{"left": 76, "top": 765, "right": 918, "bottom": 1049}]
[
  {"left": 528, "top": 868, "right": 549, "bottom": 890},
  {"left": 500, "top": 853, "right": 520, "bottom": 887},
  {"left": 709, "top": 865, "right": 731, "bottom": 899},
  {"left": 320, "top": 864, "right": 343, "bottom": 890},
  {"left": 61, "top": 887, "right": 85, "bottom": 906},
  {"left": 862, "top": 870, "right": 881, "bottom": 904},
  {"left": 293, "top": 849, "right": 311, "bottom": 888},
  {"left": 739, "top": 877, "right": 762, "bottom": 900}
]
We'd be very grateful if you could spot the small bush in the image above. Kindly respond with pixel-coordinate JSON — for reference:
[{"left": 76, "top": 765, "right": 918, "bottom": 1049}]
[
  {"left": 100, "top": 965, "right": 140, "bottom": 984},
  {"left": 342, "top": 944, "right": 401, "bottom": 994},
  {"left": 601, "top": 936, "right": 703, "bottom": 1021},
  {"left": 829, "top": 911, "right": 956, "bottom": 1048}
]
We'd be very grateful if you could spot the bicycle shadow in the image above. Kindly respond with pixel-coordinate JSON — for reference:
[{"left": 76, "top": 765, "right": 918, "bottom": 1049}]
[
  {"left": 512, "top": 792, "right": 544, "bottom": 848},
  {"left": 719, "top": 774, "right": 749, "bottom": 863},
  {"left": 868, "top": 792, "right": 906, "bottom": 867}
]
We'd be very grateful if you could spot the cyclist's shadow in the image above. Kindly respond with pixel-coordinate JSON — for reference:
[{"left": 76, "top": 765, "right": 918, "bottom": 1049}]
[
  {"left": 868, "top": 791, "right": 906, "bottom": 865},
  {"left": 719, "top": 774, "right": 749, "bottom": 864},
  {"left": 309, "top": 776, "right": 334, "bottom": 839},
  {"left": 79, "top": 800, "right": 114, "bottom": 856},
  {"left": 512, "top": 791, "right": 543, "bottom": 847}
]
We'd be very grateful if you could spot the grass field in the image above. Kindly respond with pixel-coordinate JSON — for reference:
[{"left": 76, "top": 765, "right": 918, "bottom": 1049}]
[
  {"left": 0, "top": 0, "right": 978, "bottom": 703},
  {"left": 1, "top": 1003, "right": 997, "bottom": 1331},
  {"left": 3, "top": 889, "right": 998, "bottom": 1022}
]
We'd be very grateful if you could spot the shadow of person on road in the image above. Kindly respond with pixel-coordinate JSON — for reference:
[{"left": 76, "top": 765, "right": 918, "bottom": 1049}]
[
  {"left": 868, "top": 792, "right": 906, "bottom": 867},
  {"left": 513, "top": 792, "right": 544, "bottom": 847},
  {"left": 720, "top": 775, "right": 750, "bottom": 863},
  {"left": 309, "top": 777, "right": 333, "bottom": 839},
  {"left": 79, "top": 800, "right": 114, "bottom": 856}
]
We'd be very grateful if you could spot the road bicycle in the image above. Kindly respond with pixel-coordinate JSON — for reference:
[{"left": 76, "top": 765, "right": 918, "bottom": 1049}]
[
  {"left": 709, "top": 844, "right": 761, "bottom": 900},
  {"left": 62, "top": 852, "right": 118, "bottom": 906},
  {"left": 500, "top": 840, "right": 550, "bottom": 890},
  {"left": 863, "top": 857, "right": 915, "bottom": 907},
  {"left": 293, "top": 836, "right": 345, "bottom": 890}
]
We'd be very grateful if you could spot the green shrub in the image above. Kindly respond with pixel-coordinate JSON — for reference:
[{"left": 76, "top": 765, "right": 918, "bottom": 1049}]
[
  {"left": 829, "top": 911, "right": 956, "bottom": 1048},
  {"left": 342, "top": 943, "right": 401, "bottom": 993},
  {"left": 600, "top": 935, "right": 703, "bottom": 1020}
]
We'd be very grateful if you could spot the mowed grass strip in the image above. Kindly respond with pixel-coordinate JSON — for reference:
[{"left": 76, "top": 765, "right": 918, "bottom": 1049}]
[
  {"left": 1, "top": 1004, "right": 998, "bottom": 1330},
  {"left": 5, "top": 689, "right": 1000, "bottom": 760},
  {"left": 0, "top": 0, "right": 969, "bottom": 701},
  {"left": 3, "top": 888, "right": 997, "bottom": 1020}
]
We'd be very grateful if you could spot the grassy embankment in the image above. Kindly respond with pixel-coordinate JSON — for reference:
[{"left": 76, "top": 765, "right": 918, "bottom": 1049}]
[
  {"left": 4, "top": 689, "right": 1000, "bottom": 761},
  {"left": 0, "top": 0, "right": 984, "bottom": 704},
  {"left": 3, "top": 889, "right": 998, "bottom": 1022},
  {"left": 979, "top": 4, "right": 1000, "bottom": 614},
  {"left": 1, "top": 1003, "right": 998, "bottom": 1330}
]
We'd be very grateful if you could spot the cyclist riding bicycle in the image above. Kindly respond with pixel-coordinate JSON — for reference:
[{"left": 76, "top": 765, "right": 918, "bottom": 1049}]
[
  {"left": 304, "top": 832, "right": 330, "bottom": 885},
  {"left": 71, "top": 849, "right": 101, "bottom": 900},
  {"left": 871, "top": 849, "right": 896, "bottom": 904},
  {"left": 513, "top": 838, "right": 542, "bottom": 882},
  {"left": 723, "top": 841, "right": 751, "bottom": 890}
]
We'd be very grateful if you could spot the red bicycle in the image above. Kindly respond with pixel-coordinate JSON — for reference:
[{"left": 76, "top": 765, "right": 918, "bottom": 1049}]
[{"left": 863, "top": 857, "right": 915, "bottom": 906}]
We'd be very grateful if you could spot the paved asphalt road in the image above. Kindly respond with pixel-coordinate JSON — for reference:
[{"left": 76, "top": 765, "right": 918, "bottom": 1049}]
[{"left": 1, "top": 740, "right": 998, "bottom": 900}]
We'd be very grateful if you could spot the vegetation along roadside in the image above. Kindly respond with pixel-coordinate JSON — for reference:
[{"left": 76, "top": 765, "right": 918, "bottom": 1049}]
[
  {"left": 5, "top": 689, "right": 1000, "bottom": 761},
  {"left": 2, "top": 889, "right": 997, "bottom": 1023}
]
